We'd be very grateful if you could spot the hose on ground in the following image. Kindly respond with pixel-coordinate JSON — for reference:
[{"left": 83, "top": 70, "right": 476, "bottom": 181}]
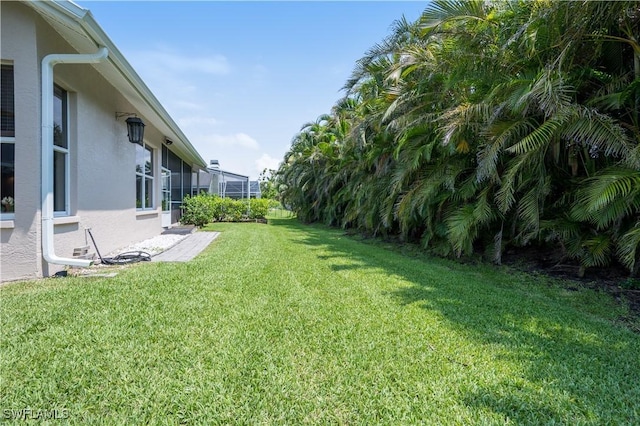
[{"left": 86, "top": 228, "right": 151, "bottom": 265}]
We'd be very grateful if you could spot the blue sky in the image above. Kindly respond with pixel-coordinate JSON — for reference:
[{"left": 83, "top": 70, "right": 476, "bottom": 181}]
[{"left": 79, "top": 1, "right": 427, "bottom": 178}]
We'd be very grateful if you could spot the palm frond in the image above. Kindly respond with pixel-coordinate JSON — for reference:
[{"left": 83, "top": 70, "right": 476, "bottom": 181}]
[
  {"left": 573, "top": 167, "right": 640, "bottom": 226},
  {"left": 617, "top": 223, "right": 640, "bottom": 273},
  {"left": 561, "top": 106, "right": 635, "bottom": 163},
  {"left": 496, "top": 150, "right": 545, "bottom": 213},
  {"left": 516, "top": 178, "right": 550, "bottom": 243},
  {"left": 420, "top": 0, "right": 489, "bottom": 33},
  {"left": 506, "top": 115, "right": 567, "bottom": 155},
  {"left": 580, "top": 234, "right": 613, "bottom": 268},
  {"left": 477, "top": 117, "right": 536, "bottom": 182},
  {"left": 445, "top": 204, "right": 478, "bottom": 257}
]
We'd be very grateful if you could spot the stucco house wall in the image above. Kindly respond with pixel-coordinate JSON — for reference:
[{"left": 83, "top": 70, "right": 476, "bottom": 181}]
[
  {"left": 1, "top": 2, "right": 42, "bottom": 280},
  {"left": 0, "top": 1, "right": 206, "bottom": 282}
]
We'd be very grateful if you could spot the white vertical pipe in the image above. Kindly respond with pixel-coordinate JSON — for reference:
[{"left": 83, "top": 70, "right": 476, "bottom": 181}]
[{"left": 41, "top": 47, "right": 108, "bottom": 268}]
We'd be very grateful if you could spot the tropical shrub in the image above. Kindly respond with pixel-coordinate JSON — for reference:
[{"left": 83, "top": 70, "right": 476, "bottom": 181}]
[
  {"left": 277, "top": 0, "right": 640, "bottom": 276},
  {"left": 220, "top": 197, "right": 246, "bottom": 222},
  {"left": 247, "top": 198, "right": 271, "bottom": 219},
  {"left": 180, "top": 194, "right": 216, "bottom": 227},
  {"left": 181, "top": 194, "right": 272, "bottom": 226}
]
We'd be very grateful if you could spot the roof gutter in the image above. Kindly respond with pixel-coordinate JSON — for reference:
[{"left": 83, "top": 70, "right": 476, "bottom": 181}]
[{"left": 41, "top": 46, "right": 109, "bottom": 268}]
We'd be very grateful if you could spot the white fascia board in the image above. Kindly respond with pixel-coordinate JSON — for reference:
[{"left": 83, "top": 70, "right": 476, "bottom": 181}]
[{"left": 50, "top": 0, "right": 87, "bottom": 19}]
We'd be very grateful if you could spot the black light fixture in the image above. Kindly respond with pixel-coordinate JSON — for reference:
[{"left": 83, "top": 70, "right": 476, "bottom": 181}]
[
  {"left": 115, "top": 112, "right": 145, "bottom": 145},
  {"left": 165, "top": 137, "right": 173, "bottom": 145},
  {"left": 126, "top": 117, "right": 145, "bottom": 145}
]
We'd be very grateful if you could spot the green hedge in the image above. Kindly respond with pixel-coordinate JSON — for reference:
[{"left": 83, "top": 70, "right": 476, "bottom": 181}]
[
  {"left": 181, "top": 194, "right": 274, "bottom": 226},
  {"left": 180, "top": 194, "right": 216, "bottom": 227}
]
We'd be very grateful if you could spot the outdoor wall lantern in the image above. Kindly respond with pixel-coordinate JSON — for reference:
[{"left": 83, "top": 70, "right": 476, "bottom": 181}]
[{"left": 115, "top": 112, "right": 145, "bottom": 145}]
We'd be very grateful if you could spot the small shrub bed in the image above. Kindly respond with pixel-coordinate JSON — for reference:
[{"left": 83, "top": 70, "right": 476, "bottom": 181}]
[{"left": 181, "top": 194, "right": 278, "bottom": 226}]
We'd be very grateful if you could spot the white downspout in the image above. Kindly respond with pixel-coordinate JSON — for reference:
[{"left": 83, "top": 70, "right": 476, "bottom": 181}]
[{"left": 41, "top": 47, "right": 108, "bottom": 268}]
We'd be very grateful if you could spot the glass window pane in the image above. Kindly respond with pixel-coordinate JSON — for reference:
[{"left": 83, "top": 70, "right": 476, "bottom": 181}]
[
  {"left": 1, "top": 65, "right": 15, "bottom": 138},
  {"left": 162, "top": 171, "right": 169, "bottom": 191},
  {"left": 1, "top": 143, "right": 15, "bottom": 212},
  {"left": 53, "top": 86, "right": 67, "bottom": 148},
  {"left": 135, "top": 144, "right": 144, "bottom": 174},
  {"left": 136, "top": 144, "right": 154, "bottom": 209},
  {"left": 144, "top": 146, "right": 152, "bottom": 176},
  {"left": 163, "top": 191, "right": 170, "bottom": 211},
  {"left": 136, "top": 175, "right": 143, "bottom": 208},
  {"left": 53, "top": 150, "right": 66, "bottom": 212},
  {"left": 145, "top": 177, "right": 153, "bottom": 209}
]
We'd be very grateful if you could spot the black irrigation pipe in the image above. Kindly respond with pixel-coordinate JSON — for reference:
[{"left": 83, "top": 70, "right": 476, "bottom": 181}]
[{"left": 86, "top": 228, "right": 151, "bottom": 265}]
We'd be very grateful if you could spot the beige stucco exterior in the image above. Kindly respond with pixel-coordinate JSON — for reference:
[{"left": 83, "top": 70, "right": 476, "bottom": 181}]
[{"left": 0, "top": 1, "right": 206, "bottom": 282}]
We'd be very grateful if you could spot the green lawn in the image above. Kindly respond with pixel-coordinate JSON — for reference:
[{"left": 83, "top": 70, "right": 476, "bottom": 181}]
[{"left": 1, "top": 218, "right": 639, "bottom": 424}]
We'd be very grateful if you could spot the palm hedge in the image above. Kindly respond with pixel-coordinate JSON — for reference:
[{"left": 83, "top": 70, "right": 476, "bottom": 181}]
[{"left": 277, "top": 0, "right": 640, "bottom": 277}]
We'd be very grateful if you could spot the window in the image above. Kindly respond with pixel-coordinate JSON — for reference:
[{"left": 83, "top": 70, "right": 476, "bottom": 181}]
[
  {"left": 1, "top": 63, "right": 14, "bottom": 216},
  {"left": 1, "top": 64, "right": 14, "bottom": 137},
  {"left": 53, "top": 85, "right": 69, "bottom": 215},
  {"left": 1, "top": 144, "right": 14, "bottom": 214},
  {"left": 135, "top": 143, "right": 153, "bottom": 209}
]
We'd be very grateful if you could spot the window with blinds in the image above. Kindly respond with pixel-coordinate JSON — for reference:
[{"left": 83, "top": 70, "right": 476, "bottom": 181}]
[
  {"left": 1, "top": 63, "right": 14, "bottom": 214},
  {"left": 1, "top": 64, "right": 14, "bottom": 138}
]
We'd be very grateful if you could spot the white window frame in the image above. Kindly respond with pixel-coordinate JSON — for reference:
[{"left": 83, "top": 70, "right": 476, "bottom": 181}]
[
  {"left": 136, "top": 142, "right": 154, "bottom": 210},
  {"left": 1, "top": 60, "right": 15, "bottom": 220},
  {"left": 53, "top": 84, "right": 70, "bottom": 217}
]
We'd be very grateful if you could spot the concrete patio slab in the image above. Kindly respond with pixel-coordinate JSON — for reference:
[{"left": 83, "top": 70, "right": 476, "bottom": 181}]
[
  {"left": 153, "top": 231, "right": 220, "bottom": 262},
  {"left": 161, "top": 225, "right": 197, "bottom": 236}
]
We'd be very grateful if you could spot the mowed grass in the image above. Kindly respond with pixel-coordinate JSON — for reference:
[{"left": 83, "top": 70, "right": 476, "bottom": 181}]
[{"left": 1, "top": 218, "right": 639, "bottom": 424}]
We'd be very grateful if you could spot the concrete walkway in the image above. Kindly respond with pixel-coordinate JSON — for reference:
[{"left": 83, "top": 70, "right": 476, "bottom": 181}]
[{"left": 153, "top": 231, "right": 220, "bottom": 262}]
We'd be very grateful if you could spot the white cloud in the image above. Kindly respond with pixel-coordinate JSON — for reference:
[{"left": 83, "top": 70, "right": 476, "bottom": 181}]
[
  {"left": 177, "top": 116, "right": 220, "bottom": 128},
  {"left": 174, "top": 101, "right": 204, "bottom": 111},
  {"left": 189, "top": 132, "right": 258, "bottom": 171},
  {"left": 205, "top": 133, "right": 259, "bottom": 150},
  {"left": 186, "top": 133, "right": 272, "bottom": 179},
  {"left": 121, "top": 46, "right": 231, "bottom": 118},
  {"left": 136, "top": 49, "right": 231, "bottom": 75},
  {"left": 255, "top": 153, "right": 281, "bottom": 174},
  {"left": 120, "top": 46, "right": 285, "bottom": 179}
]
